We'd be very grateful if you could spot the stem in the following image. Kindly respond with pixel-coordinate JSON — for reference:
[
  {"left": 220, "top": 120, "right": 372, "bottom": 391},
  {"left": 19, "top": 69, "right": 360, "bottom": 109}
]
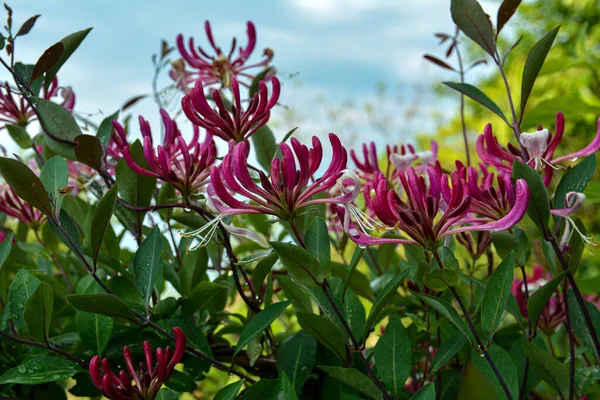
[
  {"left": 454, "top": 44, "right": 471, "bottom": 167},
  {"left": 433, "top": 252, "right": 513, "bottom": 400},
  {"left": 289, "top": 219, "right": 307, "bottom": 248},
  {"left": 563, "top": 287, "right": 575, "bottom": 400},
  {"left": 518, "top": 265, "right": 532, "bottom": 400}
]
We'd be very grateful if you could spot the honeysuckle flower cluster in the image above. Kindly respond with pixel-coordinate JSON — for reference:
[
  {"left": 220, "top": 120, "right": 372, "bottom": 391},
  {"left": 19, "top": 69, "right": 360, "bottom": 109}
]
[
  {"left": 112, "top": 109, "right": 217, "bottom": 199},
  {"left": 182, "top": 76, "right": 280, "bottom": 142},
  {"left": 0, "top": 185, "right": 45, "bottom": 227},
  {"left": 172, "top": 20, "right": 273, "bottom": 90},
  {"left": 89, "top": 327, "right": 186, "bottom": 400}
]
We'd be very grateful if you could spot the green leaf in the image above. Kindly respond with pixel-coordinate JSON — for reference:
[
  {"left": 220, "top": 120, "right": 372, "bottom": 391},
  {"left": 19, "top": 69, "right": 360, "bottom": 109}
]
[
  {"left": 423, "top": 269, "right": 459, "bottom": 292},
  {"left": 49, "top": 209, "right": 83, "bottom": 254},
  {"left": 165, "top": 369, "right": 196, "bottom": 392},
  {"left": 450, "top": 0, "right": 497, "bottom": 58},
  {"left": 414, "top": 293, "right": 474, "bottom": 345},
  {"left": 2, "top": 269, "right": 41, "bottom": 333},
  {"left": 305, "top": 217, "right": 331, "bottom": 269},
  {"left": 0, "top": 232, "right": 13, "bottom": 270},
  {"left": 363, "top": 269, "right": 410, "bottom": 341},
  {"left": 437, "top": 247, "right": 460, "bottom": 271},
  {"left": 31, "top": 42, "right": 64, "bottom": 82},
  {"left": 74, "top": 135, "right": 104, "bottom": 170},
  {"left": 0, "top": 356, "right": 82, "bottom": 385},
  {"left": 33, "top": 96, "right": 82, "bottom": 159},
  {"left": 275, "top": 275, "right": 313, "bottom": 313},
  {"left": 277, "top": 331, "right": 317, "bottom": 391},
  {"left": 181, "top": 281, "right": 227, "bottom": 317},
  {"left": 115, "top": 140, "right": 156, "bottom": 218},
  {"left": 133, "top": 226, "right": 163, "bottom": 309},
  {"left": 492, "top": 232, "right": 526, "bottom": 265},
  {"left": 251, "top": 125, "right": 278, "bottom": 171},
  {"left": 318, "top": 366, "right": 383, "bottom": 400},
  {"left": 76, "top": 311, "right": 113, "bottom": 357},
  {"left": 155, "top": 388, "right": 180, "bottom": 400},
  {"left": 67, "top": 293, "right": 135, "bottom": 321},
  {"left": 553, "top": 155, "right": 596, "bottom": 209},
  {"left": 179, "top": 246, "right": 208, "bottom": 296},
  {"left": 528, "top": 270, "right": 567, "bottom": 334},
  {"left": 373, "top": 315, "right": 411, "bottom": 397},
  {"left": 96, "top": 110, "right": 119, "bottom": 146},
  {"left": 296, "top": 312, "right": 346, "bottom": 362},
  {"left": 430, "top": 331, "right": 467, "bottom": 375},
  {"left": 44, "top": 28, "right": 93, "bottom": 91},
  {"left": 523, "top": 340, "right": 569, "bottom": 397},
  {"left": 214, "top": 379, "right": 246, "bottom": 400},
  {"left": 234, "top": 300, "right": 292, "bottom": 357},
  {"left": 443, "top": 82, "right": 508, "bottom": 124},
  {"left": 512, "top": 161, "right": 550, "bottom": 233},
  {"left": 520, "top": 26, "right": 560, "bottom": 117},
  {"left": 40, "top": 155, "right": 69, "bottom": 219},
  {"left": 410, "top": 383, "right": 436, "bottom": 400},
  {"left": 566, "top": 289, "right": 600, "bottom": 361},
  {"left": 252, "top": 252, "right": 277, "bottom": 293},
  {"left": 471, "top": 344, "right": 519, "bottom": 399},
  {"left": 91, "top": 184, "right": 118, "bottom": 270},
  {"left": 278, "top": 371, "right": 299, "bottom": 400},
  {"left": 481, "top": 253, "right": 515, "bottom": 341},
  {"left": 249, "top": 67, "right": 274, "bottom": 98},
  {"left": 23, "top": 282, "right": 53, "bottom": 343},
  {"left": 6, "top": 124, "right": 31, "bottom": 149},
  {"left": 0, "top": 157, "right": 52, "bottom": 216},
  {"left": 271, "top": 241, "right": 328, "bottom": 287},
  {"left": 496, "top": 0, "right": 522, "bottom": 35}
]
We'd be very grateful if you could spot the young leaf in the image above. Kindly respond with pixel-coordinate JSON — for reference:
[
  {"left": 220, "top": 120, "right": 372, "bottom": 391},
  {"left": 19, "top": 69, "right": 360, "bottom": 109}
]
[
  {"left": 44, "top": 28, "right": 93, "bottom": 91},
  {"left": 132, "top": 226, "right": 163, "bottom": 309},
  {"left": 450, "top": 0, "right": 497, "bottom": 58},
  {"left": 512, "top": 161, "right": 550, "bottom": 234},
  {"left": 423, "top": 54, "right": 456, "bottom": 72},
  {"left": 96, "top": 110, "right": 120, "bottom": 146},
  {"left": 522, "top": 340, "right": 569, "bottom": 397},
  {"left": 520, "top": 26, "right": 560, "bottom": 118},
  {"left": 67, "top": 293, "right": 135, "bottom": 321},
  {"left": 0, "top": 356, "right": 82, "bottom": 385},
  {"left": 76, "top": 311, "right": 113, "bottom": 357},
  {"left": 481, "top": 253, "right": 515, "bottom": 341},
  {"left": 471, "top": 344, "right": 519, "bottom": 399},
  {"left": 296, "top": 312, "right": 346, "bottom": 362},
  {"left": 40, "top": 155, "right": 69, "bottom": 219},
  {"left": 234, "top": 300, "right": 292, "bottom": 357},
  {"left": 277, "top": 331, "right": 317, "bottom": 391},
  {"left": 413, "top": 293, "right": 474, "bottom": 344},
  {"left": 181, "top": 281, "right": 228, "bottom": 317},
  {"left": 251, "top": 125, "right": 278, "bottom": 171},
  {"left": 363, "top": 269, "right": 410, "bottom": 341},
  {"left": 305, "top": 217, "right": 331, "bottom": 269},
  {"left": 0, "top": 232, "right": 14, "bottom": 270},
  {"left": 443, "top": 82, "right": 509, "bottom": 124},
  {"left": 527, "top": 270, "right": 567, "bottom": 334},
  {"left": 373, "top": 315, "right": 411, "bottom": 397},
  {"left": 0, "top": 157, "right": 53, "bottom": 216},
  {"left": 423, "top": 269, "right": 459, "bottom": 292},
  {"left": 553, "top": 155, "right": 595, "bottom": 209},
  {"left": 91, "top": 184, "right": 119, "bottom": 270},
  {"left": 31, "top": 42, "right": 64, "bottom": 83},
  {"left": 496, "top": 0, "right": 522, "bottom": 36},
  {"left": 271, "top": 241, "right": 328, "bottom": 287},
  {"left": 318, "top": 366, "right": 383, "bottom": 400},
  {"left": 74, "top": 135, "right": 104, "bottom": 170},
  {"left": 213, "top": 379, "right": 246, "bottom": 400},
  {"left": 23, "top": 281, "right": 54, "bottom": 343},
  {"left": 430, "top": 331, "right": 467, "bottom": 375},
  {"left": 15, "top": 14, "right": 41, "bottom": 37}
]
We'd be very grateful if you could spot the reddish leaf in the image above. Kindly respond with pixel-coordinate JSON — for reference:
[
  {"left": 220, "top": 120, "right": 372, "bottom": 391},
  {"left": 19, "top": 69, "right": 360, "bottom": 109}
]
[
  {"left": 423, "top": 55, "right": 457, "bottom": 72},
  {"left": 121, "top": 94, "right": 147, "bottom": 111},
  {"left": 15, "top": 14, "right": 40, "bottom": 37},
  {"left": 31, "top": 42, "right": 64, "bottom": 83},
  {"left": 451, "top": 0, "right": 497, "bottom": 59},
  {"left": 497, "top": 0, "right": 522, "bottom": 36},
  {"left": 445, "top": 42, "right": 456, "bottom": 58}
]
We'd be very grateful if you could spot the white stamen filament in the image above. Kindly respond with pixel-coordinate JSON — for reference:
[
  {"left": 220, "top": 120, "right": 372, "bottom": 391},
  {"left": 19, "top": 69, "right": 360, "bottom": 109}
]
[{"left": 179, "top": 215, "right": 223, "bottom": 251}]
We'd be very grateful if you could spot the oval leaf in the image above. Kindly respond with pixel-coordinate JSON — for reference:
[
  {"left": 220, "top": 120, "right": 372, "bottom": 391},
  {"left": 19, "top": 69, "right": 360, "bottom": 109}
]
[
  {"left": 527, "top": 270, "right": 567, "bottom": 334},
  {"left": 443, "top": 82, "right": 508, "bottom": 124},
  {"left": 271, "top": 241, "right": 328, "bottom": 287},
  {"left": 91, "top": 184, "right": 119, "bottom": 269},
  {"left": 0, "top": 157, "right": 52, "bottom": 217},
  {"left": 305, "top": 216, "right": 331, "bottom": 269},
  {"left": 373, "top": 315, "right": 411, "bottom": 397},
  {"left": 24, "top": 281, "right": 54, "bottom": 343},
  {"left": 133, "top": 226, "right": 163, "bottom": 309},
  {"left": 481, "top": 253, "right": 515, "bottom": 341},
  {"left": 451, "top": 0, "right": 497, "bottom": 58}
]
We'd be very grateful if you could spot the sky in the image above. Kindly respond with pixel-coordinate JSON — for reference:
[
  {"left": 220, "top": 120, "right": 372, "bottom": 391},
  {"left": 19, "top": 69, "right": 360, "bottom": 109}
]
[{"left": 2, "top": 0, "right": 500, "bottom": 154}]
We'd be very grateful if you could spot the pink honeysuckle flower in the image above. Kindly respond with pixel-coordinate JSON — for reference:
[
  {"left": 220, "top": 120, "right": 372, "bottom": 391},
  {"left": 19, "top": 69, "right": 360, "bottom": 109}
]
[
  {"left": 182, "top": 76, "right": 280, "bottom": 143},
  {"left": 340, "top": 166, "right": 530, "bottom": 250},
  {"left": 89, "top": 327, "right": 186, "bottom": 400},
  {"left": 551, "top": 192, "right": 596, "bottom": 250},
  {"left": 0, "top": 77, "right": 75, "bottom": 128},
  {"left": 172, "top": 20, "right": 274, "bottom": 90},
  {"left": 182, "top": 134, "right": 348, "bottom": 248},
  {"left": 477, "top": 113, "right": 600, "bottom": 186},
  {"left": 0, "top": 185, "right": 46, "bottom": 227},
  {"left": 512, "top": 265, "right": 565, "bottom": 334},
  {"left": 112, "top": 109, "right": 217, "bottom": 199}
]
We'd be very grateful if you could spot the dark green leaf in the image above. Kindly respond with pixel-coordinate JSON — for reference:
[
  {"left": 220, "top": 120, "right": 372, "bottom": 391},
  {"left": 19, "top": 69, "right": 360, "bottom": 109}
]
[
  {"left": 553, "top": 155, "right": 595, "bottom": 209},
  {"left": 91, "top": 184, "right": 118, "bottom": 270},
  {"left": 363, "top": 269, "right": 410, "bottom": 340},
  {"left": 278, "top": 371, "right": 299, "bottom": 400},
  {"left": 410, "top": 383, "right": 435, "bottom": 399},
  {"left": 374, "top": 315, "right": 411, "bottom": 397},
  {"left": 0, "top": 232, "right": 13, "bottom": 270},
  {"left": 512, "top": 161, "right": 550, "bottom": 233},
  {"left": 450, "top": 0, "right": 497, "bottom": 58},
  {"left": 318, "top": 366, "right": 383, "bottom": 400},
  {"left": 133, "top": 226, "right": 163, "bottom": 308},
  {"left": 44, "top": 28, "right": 93, "bottom": 91},
  {"left": 275, "top": 275, "right": 313, "bottom": 313},
  {"left": 496, "top": 0, "right": 522, "bottom": 35},
  {"left": 67, "top": 293, "right": 135, "bottom": 321},
  {"left": 271, "top": 241, "right": 328, "bottom": 287},
  {"left": 0, "top": 157, "right": 52, "bottom": 216},
  {"left": 214, "top": 379, "right": 246, "bottom": 400},
  {"left": 305, "top": 217, "right": 330, "bottom": 269},
  {"left": 33, "top": 96, "right": 82, "bottom": 159},
  {"left": 430, "top": 331, "right": 467, "bottom": 375},
  {"left": 566, "top": 289, "right": 600, "bottom": 361},
  {"left": 471, "top": 344, "right": 519, "bottom": 399},
  {"left": 181, "top": 281, "right": 227, "bottom": 317},
  {"left": 528, "top": 270, "right": 567, "bottom": 334},
  {"left": 0, "top": 356, "right": 82, "bottom": 385},
  {"left": 31, "top": 42, "right": 64, "bottom": 82},
  {"left": 234, "top": 300, "right": 292, "bottom": 357},
  {"left": 481, "top": 253, "right": 515, "bottom": 341},
  {"left": 49, "top": 209, "right": 83, "bottom": 254},
  {"left": 179, "top": 246, "right": 208, "bottom": 296},
  {"left": 251, "top": 125, "right": 278, "bottom": 171},
  {"left": 252, "top": 252, "right": 277, "bottom": 293},
  {"left": 76, "top": 311, "right": 113, "bottom": 357},
  {"left": 277, "top": 331, "right": 317, "bottom": 391},
  {"left": 40, "top": 155, "right": 69, "bottom": 218},
  {"left": 414, "top": 293, "right": 474, "bottom": 345},
  {"left": 165, "top": 369, "right": 196, "bottom": 392},
  {"left": 23, "top": 282, "right": 53, "bottom": 343},
  {"left": 16, "top": 14, "right": 40, "bottom": 37},
  {"left": 6, "top": 124, "right": 31, "bottom": 149},
  {"left": 2, "top": 269, "right": 41, "bottom": 333},
  {"left": 115, "top": 140, "right": 156, "bottom": 217},
  {"left": 492, "top": 233, "right": 526, "bottom": 265},
  {"left": 520, "top": 27, "right": 560, "bottom": 117},
  {"left": 296, "top": 312, "right": 346, "bottom": 362},
  {"left": 424, "top": 269, "right": 459, "bottom": 292},
  {"left": 96, "top": 110, "right": 119, "bottom": 146},
  {"left": 155, "top": 388, "right": 180, "bottom": 400},
  {"left": 437, "top": 247, "right": 460, "bottom": 271},
  {"left": 443, "top": 82, "right": 508, "bottom": 124},
  {"left": 74, "top": 135, "right": 104, "bottom": 170},
  {"left": 523, "top": 340, "right": 569, "bottom": 396}
]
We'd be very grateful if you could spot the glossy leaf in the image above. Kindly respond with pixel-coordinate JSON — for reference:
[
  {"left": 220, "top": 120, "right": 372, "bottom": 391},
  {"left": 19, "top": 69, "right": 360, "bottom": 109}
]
[
  {"left": 0, "top": 232, "right": 13, "bottom": 270},
  {"left": 305, "top": 217, "right": 331, "bottom": 269},
  {"left": 374, "top": 315, "right": 411, "bottom": 397},
  {"left": 96, "top": 110, "right": 119, "bottom": 146},
  {"left": 165, "top": 369, "right": 196, "bottom": 392},
  {"left": 318, "top": 366, "right": 383, "bottom": 400},
  {"left": 528, "top": 270, "right": 567, "bottom": 334},
  {"left": 2, "top": 269, "right": 41, "bottom": 333},
  {"left": 251, "top": 124, "right": 278, "bottom": 171},
  {"left": 44, "top": 28, "right": 93, "bottom": 91},
  {"left": 363, "top": 269, "right": 409, "bottom": 341},
  {"left": 520, "top": 26, "right": 560, "bottom": 117},
  {"left": 278, "top": 372, "right": 299, "bottom": 400},
  {"left": 74, "top": 135, "right": 104, "bottom": 170},
  {"left": 214, "top": 379, "right": 246, "bottom": 400},
  {"left": 91, "top": 184, "right": 118, "bottom": 270},
  {"left": 496, "top": 0, "right": 522, "bottom": 35},
  {"left": 0, "top": 157, "right": 53, "bottom": 216},
  {"left": 40, "top": 155, "right": 69, "bottom": 219},
  {"left": 181, "top": 281, "right": 227, "bottom": 317},
  {"left": 512, "top": 161, "right": 550, "bottom": 233},
  {"left": 296, "top": 312, "right": 346, "bottom": 362},
  {"left": 492, "top": 232, "right": 526, "bottom": 265},
  {"left": 67, "top": 293, "right": 135, "bottom": 321},
  {"left": 410, "top": 383, "right": 435, "bottom": 400},
  {"left": 430, "top": 331, "right": 467, "bottom": 374},
  {"left": 471, "top": 344, "right": 519, "bottom": 399},
  {"left": 481, "top": 253, "right": 515, "bottom": 341},
  {"left": 450, "top": 0, "right": 497, "bottom": 58},
  {"left": 23, "top": 281, "right": 53, "bottom": 343},
  {"left": 0, "top": 356, "right": 82, "bottom": 385},
  {"left": 271, "top": 241, "right": 328, "bottom": 287},
  {"left": 423, "top": 268, "right": 459, "bottom": 291},
  {"left": 414, "top": 293, "right": 474, "bottom": 344},
  {"left": 553, "top": 155, "right": 595, "bottom": 209},
  {"left": 31, "top": 42, "right": 64, "bottom": 82},
  {"left": 234, "top": 300, "right": 292, "bottom": 357},
  {"left": 523, "top": 340, "right": 569, "bottom": 397},
  {"left": 443, "top": 82, "right": 508, "bottom": 124},
  {"left": 132, "top": 226, "right": 163, "bottom": 308},
  {"left": 6, "top": 124, "right": 31, "bottom": 149},
  {"left": 277, "top": 331, "right": 317, "bottom": 391},
  {"left": 76, "top": 311, "right": 113, "bottom": 357}
]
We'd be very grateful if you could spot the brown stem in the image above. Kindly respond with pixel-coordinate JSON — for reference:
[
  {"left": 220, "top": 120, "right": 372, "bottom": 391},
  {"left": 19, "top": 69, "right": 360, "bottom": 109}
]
[
  {"left": 454, "top": 43, "right": 471, "bottom": 167},
  {"left": 563, "top": 286, "right": 575, "bottom": 400}
]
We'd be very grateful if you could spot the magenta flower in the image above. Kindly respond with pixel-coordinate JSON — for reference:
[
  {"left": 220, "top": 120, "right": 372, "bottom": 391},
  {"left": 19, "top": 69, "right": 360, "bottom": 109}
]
[
  {"left": 112, "top": 109, "right": 217, "bottom": 199},
  {"left": 0, "top": 185, "right": 45, "bottom": 227},
  {"left": 341, "top": 166, "right": 529, "bottom": 249},
  {"left": 89, "top": 327, "right": 186, "bottom": 400},
  {"left": 477, "top": 113, "right": 600, "bottom": 185},
  {"left": 173, "top": 21, "right": 273, "bottom": 89},
  {"left": 182, "top": 76, "right": 280, "bottom": 143}
]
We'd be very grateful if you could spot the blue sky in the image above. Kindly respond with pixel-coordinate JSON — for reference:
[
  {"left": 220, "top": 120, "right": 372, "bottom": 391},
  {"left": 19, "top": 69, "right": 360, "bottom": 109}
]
[{"left": 3, "top": 0, "right": 500, "bottom": 153}]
